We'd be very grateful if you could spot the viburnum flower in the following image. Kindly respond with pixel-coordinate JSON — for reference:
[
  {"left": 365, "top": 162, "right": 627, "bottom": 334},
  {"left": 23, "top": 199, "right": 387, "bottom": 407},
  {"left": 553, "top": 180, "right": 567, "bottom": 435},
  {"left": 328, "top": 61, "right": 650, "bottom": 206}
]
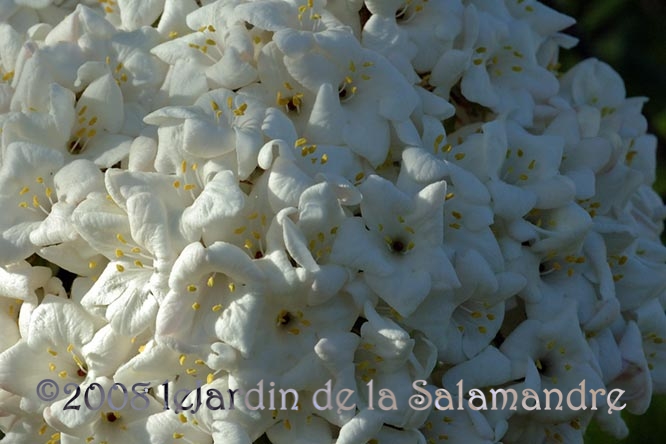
[
  {"left": 330, "top": 173, "right": 459, "bottom": 317},
  {"left": 273, "top": 27, "right": 420, "bottom": 166},
  {"left": 145, "top": 88, "right": 268, "bottom": 179},
  {"left": 1, "top": 1, "right": 665, "bottom": 443},
  {"left": 0, "top": 142, "right": 65, "bottom": 263},
  {"left": 0, "top": 297, "right": 102, "bottom": 413},
  {"left": 144, "top": 376, "right": 269, "bottom": 444}
]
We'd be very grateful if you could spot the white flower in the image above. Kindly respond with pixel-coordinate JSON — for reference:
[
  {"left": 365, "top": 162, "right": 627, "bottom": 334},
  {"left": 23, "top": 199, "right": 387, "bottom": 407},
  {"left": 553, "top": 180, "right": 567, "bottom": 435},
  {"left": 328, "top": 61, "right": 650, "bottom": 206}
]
[
  {"left": 224, "top": 250, "right": 358, "bottom": 386},
  {"left": 74, "top": 26, "right": 168, "bottom": 111},
  {"left": 330, "top": 174, "right": 459, "bottom": 317},
  {"left": 0, "top": 142, "right": 64, "bottom": 264},
  {"left": 363, "top": 0, "right": 464, "bottom": 74},
  {"left": 437, "top": 250, "right": 525, "bottom": 364},
  {"left": 2, "top": 83, "right": 76, "bottom": 152},
  {"left": 156, "top": 240, "right": 265, "bottom": 355},
  {"left": 96, "top": 0, "right": 167, "bottom": 31},
  {"left": 151, "top": 17, "right": 258, "bottom": 93},
  {"left": 424, "top": 402, "right": 506, "bottom": 444},
  {"left": 503, "top": 414, "right": 586, "bottom": 444},
  {"left": 634, "top": 299, "right": 666, "bottom": 392},
  {"left": 0, "top": 296, "right": 101, "bottom": 413},
  {"left": 44, "top": 375, "right": 163, "bottom": 442},
  {"left": 273, "top": 28, "right": 420, "bottom": 166},
  {"left": 398, "top": 144, "right": 504, "bottom": 271},
  {"left": 0, "top": 23, "right": 24, "bottom": 112},
  {"left": 351, "top": 302, "right": 436, "bottom": 431},
  {"left": 145, "top": 88, "right": 267, "bottom": 179},
  {"left": 264, "top": 406, "right": 333, "bottom": 444},
  {"left": 235, "top": 0, "right": 344, "bottom": 33},
  {"left": 0, "top": 415, "right": 61, "bottom": 444},
  {"left": 500, "top": 303, "right": 606, "bottom": 424},
  {"left": 268, "top": 181, "right": 355, "bottom": 303},
  {"left": 145, "top": 375, "right": 271, "bottom": 444},
  {"left": 72, "top": 178, "right": 185, "bottom": 335},
  {"left": 429, "top": 1, "right": 569, "bottom": 125}
]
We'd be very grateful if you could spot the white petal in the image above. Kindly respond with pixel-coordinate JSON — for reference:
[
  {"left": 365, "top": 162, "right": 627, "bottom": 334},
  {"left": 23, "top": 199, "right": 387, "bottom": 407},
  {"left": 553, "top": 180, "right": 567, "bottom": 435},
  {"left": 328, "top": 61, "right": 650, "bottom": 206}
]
[
  {"left": 77, "top": 73, "right": 124, "bottom": 133},
  {"left": 215, "top": 292, "right": 261, "bottom": 357},
  {"left": 118, "top": 0, "right": 165, "bottom": 30},
  {"left": 182, "top": 171, "right": 246, "bottom": 235}
]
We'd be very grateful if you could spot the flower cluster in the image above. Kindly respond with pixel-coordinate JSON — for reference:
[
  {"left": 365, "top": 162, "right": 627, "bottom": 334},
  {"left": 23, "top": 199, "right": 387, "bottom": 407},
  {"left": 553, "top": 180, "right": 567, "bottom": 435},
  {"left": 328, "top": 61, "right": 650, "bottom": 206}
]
[{"left": 1, "top": 0, "right": 664, "bottom": 443}]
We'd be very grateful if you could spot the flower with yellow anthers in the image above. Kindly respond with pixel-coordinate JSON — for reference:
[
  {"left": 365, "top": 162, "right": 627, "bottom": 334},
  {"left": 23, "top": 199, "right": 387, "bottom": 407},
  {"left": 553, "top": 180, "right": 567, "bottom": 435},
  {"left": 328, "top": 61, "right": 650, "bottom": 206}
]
[
  {"left": 65, "top": 72, "right": 132, "bottom": 167},
  {"left": 254, "top": 40, "right": 316, "bottom": 131},
  {"left": 350, "top": 302, "right": 435, "bottom": 431},
  {"left": 635, "top": 299, "right": 666, "bottom": 393},
  {"left": 425, "top": 249, "right": 525, "bottom": 365},
  {"left": 77, "top": 166, "right": 243, "bottom": 333},
  {"left": 0, "top": 142, "right": 65, "bottom": 264},
  {"left": 0, "top": 415, "right": 63, "bottom": 444},
  {"left": 273, "top": 27, "right": 420, "bottom": 166},
  {"left": 264, "top": 406, "right": 336, "bottom": 444},
  {"left": 0, "top": 297, "right": 101, "bottom": 413},
  {"left": 330, "top": 174, "right": 459, "bottom": 317},
  {"left": 398, "top": 144, "right": 505, "bottom": 273},
  {"left": 480, "top": 120, "right": 575, "bottom": 214},
  {"left": 74, "top": 27, "right": 168, "bottom": 110},
  {"left": 269, "top": 181, "right": 354, "bottom": 304},
  {"left": 44, "top": 376, "right": 163, "bottom": 443},
  {"left": 145, "top": 376, "right": 271, "bottom": 443},
  {"left": 0, "top": 260, "right": 53, "bottom": 357},
  {"left": 257, "top": 137, "right": 363, "bottom": 213},
  {"left": 27, "top": 159, "right": 109, "bottom": 277},
  {"left": 556, "top": 59, "right": 661, "bottom": 227},
  {"left": 97, "top": 0, "right": 166, "bottom": 31},
  {"left": 190, "top": 172, "right": 273, "bottom": 260},
  {"left": 215, "top": 249, "right": 358, "bottom": 404},
  {"left": 151, "top": 8, "right": 259, "bottom": 92},
  {"left": 235, "top": 0, "right": 342, "bottom": 35},
  {"left": 429, "top": 1, "right": 573, "bottom": 126},
  {"left": 156, "top": 241, "right": 266, "bottom": 355},
  {"left": 73, "top": 184, "right": 183, "bottom": 336},
  {"left": 501, "top": 302, "right": 607, "bottom": 425},
  {"left": 6, "top": 3, "right": 145, "bottom": 154},
  {"left": 0, "top": 22, "right": 24, "bottom": 112},
  {"left": 0, "top": 297, "right": 21, "bottom": 355},
  {"left": 364, "top": 0, "right": 464, "bottom": 73},
  {"left": 423, "top": 401, "right": 507, "bottom": 444},
  {"left": 144, "top": 88, "right": 266, "bottom": 179}
]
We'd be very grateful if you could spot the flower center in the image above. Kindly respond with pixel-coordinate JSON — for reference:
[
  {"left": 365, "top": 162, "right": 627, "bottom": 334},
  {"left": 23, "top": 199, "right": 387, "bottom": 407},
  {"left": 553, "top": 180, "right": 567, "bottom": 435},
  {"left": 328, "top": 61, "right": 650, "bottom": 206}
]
[
  {"left": 275, "top": 309, "right": 311, "bottom": 335},
  {"left": 391, "top": 239, "right": 406, "bottom": 253},
  {"left": 297, "top": 0, "right": 323, "bottom": 29},
  {"left": 68, "top": 105, "right": 99, "bottom": 155},
  {"left": 276, "top": 86, "right": 304, "bottom": 114},
  {"left": 17, "top": 176, "right": 54, "bottom": 215},
  {"left": 276, "top": 309, "right": 293, "bottom": 327}
]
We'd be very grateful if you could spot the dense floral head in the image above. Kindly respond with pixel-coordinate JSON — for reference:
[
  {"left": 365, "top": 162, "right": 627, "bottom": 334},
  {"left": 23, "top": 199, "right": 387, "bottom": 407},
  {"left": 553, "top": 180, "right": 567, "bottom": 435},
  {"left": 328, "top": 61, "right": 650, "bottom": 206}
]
[{"left": 0, "top": 1, "right": 664, "bottom": 443}]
